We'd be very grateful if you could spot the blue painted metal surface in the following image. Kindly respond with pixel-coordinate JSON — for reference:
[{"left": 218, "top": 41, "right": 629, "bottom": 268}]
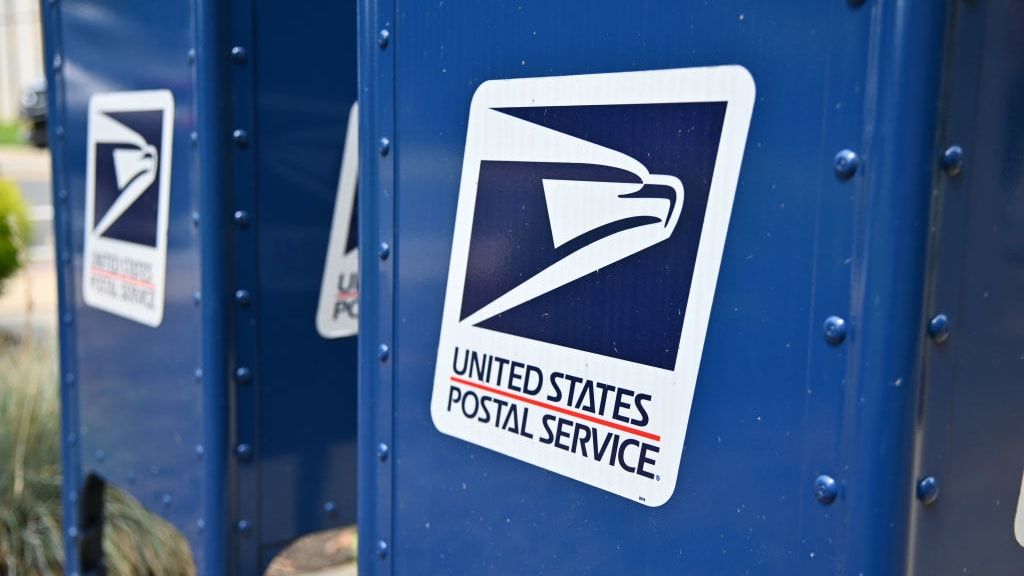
[
  {"left": 355, "top": 0, "right": 1013, "bottom": 574},
  {"left": 909, "top": 0, "right": 1024, "bottom": 573},
  {"left": 43, "top": 1, "right": 359, "bottom": 573}
]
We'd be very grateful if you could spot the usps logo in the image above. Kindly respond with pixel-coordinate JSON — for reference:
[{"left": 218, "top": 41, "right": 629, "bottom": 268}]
[
  {"left": 83, "top": 90, "right": 174, "bottom": 327},
  {"left": 316, "top": 102, "right": 360, "bottom": 338},
  {"left": 431, "top": 66, "right": 755, "bottom": 506}
]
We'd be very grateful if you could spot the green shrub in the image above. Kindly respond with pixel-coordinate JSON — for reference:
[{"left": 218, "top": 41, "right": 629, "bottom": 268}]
[
  {"left": 0, "top": 342, "right": 195, "bottom": 575},
  {"left": 0, "top": 179, "right": 32, "bottom": 294}
]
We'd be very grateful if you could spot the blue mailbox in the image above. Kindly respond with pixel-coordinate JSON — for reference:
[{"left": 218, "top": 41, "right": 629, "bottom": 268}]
[
  {"left": 42, "top": 1, "right": 359, "bottom": 573},
  {"left": 356, "top": 0, "right": 1024, "bottom": 574}
]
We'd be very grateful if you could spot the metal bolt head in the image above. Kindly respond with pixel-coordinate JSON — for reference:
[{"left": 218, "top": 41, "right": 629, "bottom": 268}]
[
  {"left": 379, "top": 137, "right": 391, "bottom": 156},
  {"left": 236, "top": 519, "right": 251, "bottom": 533},
  {"left": 235, "top": 289, "right": 252, "bottom": 306},
  {"left": 814, "top": 474, "right": 838, "bottom": 504},
  {"left": 377, "top": 29, "right": 390, "bottom": 48},
  {"left": 927, "top": 313, "right": 950, "bottom": 343},
  {"left": 161, "top": 493, "right": 173, "bottom": 508},
  {"left": 235, "top": 366, "right": 252, "bottom": 384},
  {"left": 230, "top": 46, "right": 247, "bottom": 63},
  {"left": 232, "top": 129, "right": 249, "bottom": 147},
  {"left": 834, "top": 149, "right": 859, "bottom": 180},
  {"left": 191, "top": 211, "right": 200, "bottom": 226},
  {"left": 377, "top": 443, "right": 390, "bottom": 462},
  {"left": 194, "top": 367, "right": 203, "bottom": 383},
  {"left": 942, "top": 145, "right": 964, "bottom": 178},
  {"left": 823, "top": 316, "right": 848, "bottom": 345},
  {"left": 378, "top": 344, "right": 390, "bottom": 362},
  {"left": 917, "top": 476, "right": 939, "bottom": 504},
  {"left": 378, "top": 242, "right": 391, "bottom": 260},
  {"left": 233, "top": 210, "right": 250, "bottom": 227},
  {"left": 323, "top": 501, "right": 337, "bottom": 514},
  {"left": 187, "top": 49, "right": 196, "bottom": 64},
  {"left": 235, "top": 443, "right": 253, "bottom": 461},
  {"left": 376, "top": 540, "right": 389, "bottom": 559},
  {"left": 94, "top": 449, "right": 106, "bottom": 463},
  {"left": 193, "top": 291, "right": 202, "bottom": 305}
]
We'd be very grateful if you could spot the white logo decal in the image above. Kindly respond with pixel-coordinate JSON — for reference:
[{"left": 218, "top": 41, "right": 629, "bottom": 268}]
[
  {"left": 317, "top": 102, "right": 360, "bottom": 339},
  {"left": 431, "top": 66, "right": 755, "bottom": 506},
  {"left": 83, "top": 90, "right": 174, "bottom": 327}
]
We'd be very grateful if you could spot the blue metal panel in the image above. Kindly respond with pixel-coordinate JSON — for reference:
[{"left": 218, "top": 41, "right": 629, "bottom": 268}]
[
  {"left": 251, "top": 0, "right": 359, "bottom": 565},
  {"left": 44, "top": 0, "right": 359, "bottom": 573},
  {"left": 909, "top": 0, "right": 1024, "bottom": 573},
  {"left": 44, "top": 0, "right": 206, "bottom": 568},
  {"left": 359, "top": 1, "right": 950, "bottom": 574}
]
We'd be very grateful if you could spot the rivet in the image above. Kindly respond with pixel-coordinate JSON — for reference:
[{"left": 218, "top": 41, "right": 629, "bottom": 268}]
[
  {"left": 917, "top": 476, "right": 939, "bottom": 504},
  {"left": 236, "top": 520, "right": 251, "bottom": 533},
  {"left": 94, "top": 449, "right": 106, "bottom": 463},
  {"left": 235, "top": 366, "right": 252, "bottom": 384},
  {"left": 196, "top": 518, "right": 206, "bottom": 530},
  {"left": 823, "top": 316, "right": 847, "bottom": 345},
  {"left": 942, "top": 145, "right": 963, "bottom": 178},
  {"left": 377, "top": 540, "right": 389, "bottom": 559},
  {"left": 324, "top": 501, "right": 337, "bottom": 514},
  {"left": 69, "top": 490, "right": 78, "bottom": 503},
  {"left": 52, "top": 54, "right": 62, "bottom": 71},
  {"left": 232, "top": 129, "right": 249, "bottom": 147},
  {"left": 927, "top": 313, "right": 949, "bottom": 343},
  {"left": 67, "top": 526, "right": 78, "bottom": 539},
  {"left": 194, "top": 368, "right": 203, "bottom": 383},
  {"left": 62, "top": 313, "right": 72, "bottom": 325},
  {"left": 377, "top": 443, "right": 389, "bottom": 462},
  {"left": 161, "top": 493, "right": 173, "bottom": 508},
  {"left": 377, "top": 29, "right": 390, "bottom": 48},
  {"left": 378, "top": 242, "right": 390, "bottom": 260},
  {"left": 191, "top": 211, "right": 200, "bottom": 227},
  {"left": 64, "top": 372, "right": 75, "bottom": 385},
  {"left": 378, "top": 344, "right": 390, "bottom": 362},
  {"left": 58, "top": 188, "right": 68, "bottom": 201},
  {"left": 379, "top": 137, "right": 391, "bottom": 156},
  {"left": 193, "top": 291, "right": 202, "bottom": 305},
  {"left": 195, "top": 444, "right": 204, "bottom": 459},
  {"left": 814, "top": 474, "right": 838, "bottom": 504},
  {"left": 55, "top": 125, "right": 64, "bottom": 137},
  {"left": 235, "top": 443, "right": 253, "bottom": 461},
  {"left": 233, "top": 210, "right": 250, "bottom": 227},
  {"left": 66, "top": 432, "right": 77, "bottom": 446},
  {"left": 235, "top": 289, "right": 251, "bottom": 306},
  {"left": 230, "top": 46, "right": 247, "bottom": 63},
  {"left": 190, "top": 131, "right": 198, "bottom": 145},
  {"left": 187, "top": 49, "right": 196, "bottom": 64},
  {"left": 834, "top": 149, "right": 859, "bottom": 180}
]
